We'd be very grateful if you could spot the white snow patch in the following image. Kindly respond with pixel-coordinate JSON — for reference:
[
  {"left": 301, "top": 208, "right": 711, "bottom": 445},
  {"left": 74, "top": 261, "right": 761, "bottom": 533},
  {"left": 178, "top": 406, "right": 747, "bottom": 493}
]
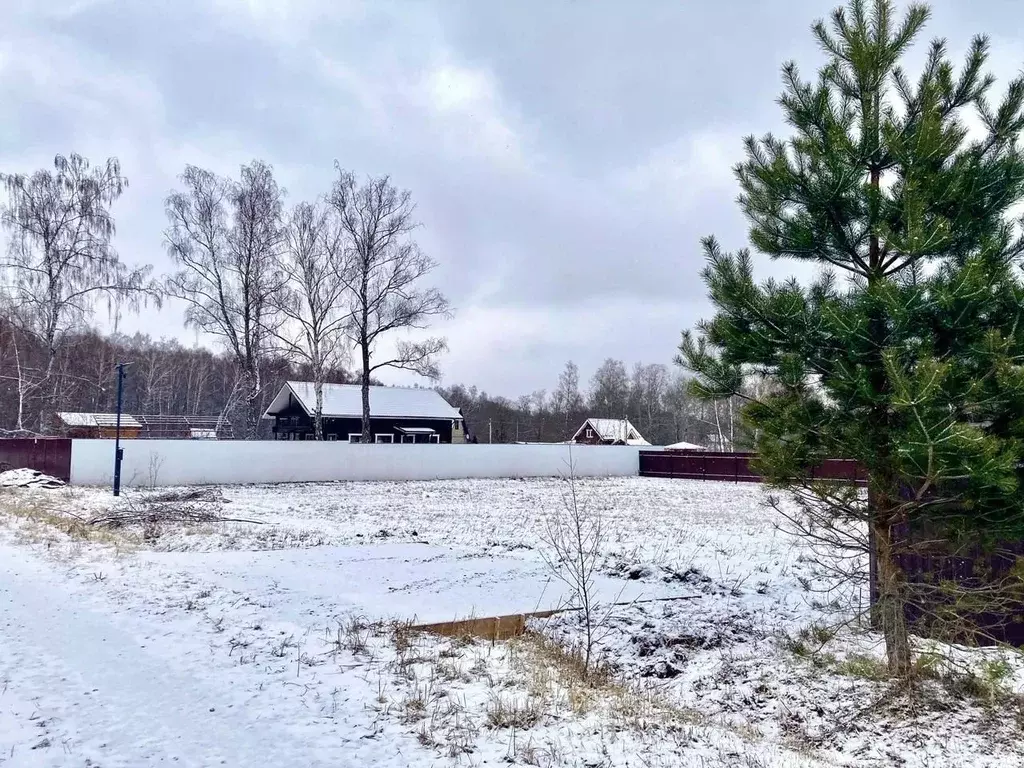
[
  {"left": 0, "top": 476, "right": 1020, "bottom": 767},
  {"left": 0, "top": 469, "right": 65, "bottom": 489}
]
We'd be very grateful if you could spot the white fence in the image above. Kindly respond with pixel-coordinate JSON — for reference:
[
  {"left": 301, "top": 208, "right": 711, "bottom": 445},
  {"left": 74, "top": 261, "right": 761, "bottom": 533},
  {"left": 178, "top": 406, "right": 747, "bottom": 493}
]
[{"left": 69, "top": 440, "right": 648, "bottom": 487}]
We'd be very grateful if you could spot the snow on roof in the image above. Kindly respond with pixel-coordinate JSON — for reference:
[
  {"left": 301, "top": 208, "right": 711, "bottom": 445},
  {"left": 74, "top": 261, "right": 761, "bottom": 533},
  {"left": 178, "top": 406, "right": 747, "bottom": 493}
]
[
  {"left": 263, "top": 382, "right": 462, "bottom": 421},
  {"left": 572, "top": 418, "right": 650, "bottom": 445},
  {"left": 665, "top": 441, "right": 707, "bottom": 451},
  {"left": 57, "top": 412, "right": 143, "bottom": 429},
  {"left": 57, "top": 413, "right": 227, "bottom": 431}
]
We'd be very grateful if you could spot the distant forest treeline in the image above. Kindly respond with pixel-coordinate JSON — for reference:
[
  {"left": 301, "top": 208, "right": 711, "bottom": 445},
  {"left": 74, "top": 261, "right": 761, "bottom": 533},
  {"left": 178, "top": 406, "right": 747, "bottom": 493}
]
[{"left": 0, "top": 319, "right": 743, "bottom": 447}]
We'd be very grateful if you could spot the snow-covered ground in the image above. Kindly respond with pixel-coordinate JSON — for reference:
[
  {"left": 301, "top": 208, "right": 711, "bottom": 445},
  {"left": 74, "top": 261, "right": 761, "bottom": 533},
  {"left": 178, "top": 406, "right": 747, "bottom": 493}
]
[{"left": 0, "top": 477, "right": 1021, "bottom": 767}]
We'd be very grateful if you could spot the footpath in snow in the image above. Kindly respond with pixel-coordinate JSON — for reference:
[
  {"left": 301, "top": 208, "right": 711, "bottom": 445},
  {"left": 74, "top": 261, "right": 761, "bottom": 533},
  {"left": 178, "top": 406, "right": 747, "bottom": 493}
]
[{"left": 0, "top": 543, "right": 417, "bottom": 768}]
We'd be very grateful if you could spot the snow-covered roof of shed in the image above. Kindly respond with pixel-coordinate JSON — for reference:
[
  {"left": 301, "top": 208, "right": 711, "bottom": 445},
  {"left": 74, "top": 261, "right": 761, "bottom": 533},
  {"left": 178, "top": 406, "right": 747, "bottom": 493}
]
[
  {"left": 57, "top": 412, "right": 143, "bottom": 428},
  {"left": 665, "top": 441, "right": 706, "bottom": 451},
  {"left": 262, "top": 382, "right": 462, "bottom": 421},
  {"left": 572, "top": 418, "right": 650, "bottom": 445}
]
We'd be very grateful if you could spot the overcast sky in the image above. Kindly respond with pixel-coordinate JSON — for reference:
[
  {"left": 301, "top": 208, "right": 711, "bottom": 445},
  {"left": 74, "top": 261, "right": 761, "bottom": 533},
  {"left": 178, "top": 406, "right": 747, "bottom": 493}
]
[{"left": 3, "top": 0, "right": 1022, "bottom": 397}]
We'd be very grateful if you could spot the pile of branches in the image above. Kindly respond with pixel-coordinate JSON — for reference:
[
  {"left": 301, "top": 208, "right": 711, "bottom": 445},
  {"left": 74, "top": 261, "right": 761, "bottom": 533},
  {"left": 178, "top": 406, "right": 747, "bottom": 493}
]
[{"left": 87, "top": 488, "right": 262, "bottom": 529}]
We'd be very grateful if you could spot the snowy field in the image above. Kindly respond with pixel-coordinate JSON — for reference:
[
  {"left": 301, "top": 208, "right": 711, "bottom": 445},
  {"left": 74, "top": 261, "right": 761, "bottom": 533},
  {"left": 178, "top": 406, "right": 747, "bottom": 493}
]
[{"left": 0, "top": 476, "right": 1022, "bottom": 767}]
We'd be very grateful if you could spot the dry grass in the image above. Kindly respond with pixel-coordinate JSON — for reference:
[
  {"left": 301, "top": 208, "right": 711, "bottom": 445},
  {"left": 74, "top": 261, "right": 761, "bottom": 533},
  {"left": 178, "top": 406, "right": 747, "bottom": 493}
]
[
  {"left": 0, "top": 488, "right": 134, "bottom": 549},
  {"left": 398, "top": 683, "right": 433, "bottom": 724},
  {"left": 390, "top": 619, "right": 418, "bottom": 654},
  {"left": 507, "top": 631, "right": 612, "bottom": 717},
  {"left": 506, "top": 630, "right": 703, "bottom": 731},
  {"left": 335, "top": 616, "right": 372, "bottom": 658},
  {"left": 485, "top": 692, "right": 543, "bottom": 730},
  {"left": 380, "top": 625, "right": 706, "bottom": 764}
]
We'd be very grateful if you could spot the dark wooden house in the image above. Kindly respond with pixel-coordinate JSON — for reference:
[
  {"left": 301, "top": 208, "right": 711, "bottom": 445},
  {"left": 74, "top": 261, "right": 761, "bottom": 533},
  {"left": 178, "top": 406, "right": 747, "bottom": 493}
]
[
  {"left": 262, "top": 381, "right": 466, "bottom": 443},
  {"left": 569, "top": 418, "right": 650, "bottom": 446}
]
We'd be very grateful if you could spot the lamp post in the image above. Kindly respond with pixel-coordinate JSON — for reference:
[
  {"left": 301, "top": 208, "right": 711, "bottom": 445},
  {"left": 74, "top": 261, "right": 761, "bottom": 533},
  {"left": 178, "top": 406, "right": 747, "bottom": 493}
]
[{"left": 112, "top": 362, "right": 129, "bottom": 496}]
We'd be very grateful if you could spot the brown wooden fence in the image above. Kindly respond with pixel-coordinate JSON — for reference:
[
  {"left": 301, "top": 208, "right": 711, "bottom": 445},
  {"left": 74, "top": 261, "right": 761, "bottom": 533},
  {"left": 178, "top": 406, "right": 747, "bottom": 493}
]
[
  {"left": 0, "top": 438, "right": 73, "bottom": 482},
  {"left": 639, "top": 450, "right": 865, "bottom": 484},
  {"left": 641, "top": 450, "right": 1024, "bottom": 646},
  {"left": 882, "top": 522, "right": 1024, "bottom": 647}
]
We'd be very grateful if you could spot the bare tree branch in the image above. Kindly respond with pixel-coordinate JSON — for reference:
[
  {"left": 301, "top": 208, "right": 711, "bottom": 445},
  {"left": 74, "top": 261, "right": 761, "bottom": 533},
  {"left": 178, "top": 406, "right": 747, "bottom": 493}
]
[
  {"left": 163, "top": 160, "right": 285, "bottom": 438},
  {"left": 0, "top": 153, "right": 159, "bottom": 432},
  {"left": 329, "top": 168, "right": 452, "bottom": 442},
  {"left": 267, "top": 199, "right": 351, "bottom": 439}
]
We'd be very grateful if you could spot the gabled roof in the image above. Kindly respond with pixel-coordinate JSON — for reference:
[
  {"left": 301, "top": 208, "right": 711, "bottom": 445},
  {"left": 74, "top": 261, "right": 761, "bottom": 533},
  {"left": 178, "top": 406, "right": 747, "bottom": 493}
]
[
  {"left": 262, "top": 381, "right": 462, "bottom": 421},
  {"left": 58, "top": 412, "right": 143, "bottom": 429},
  {"left": 571, "top": 418, "right": 650, "bottom": 446},
  {"left": 665, "top": 441, "right": 706, "bottom": 451},
  {"left": 56, "top": 413, "right": 229, "bottom": 431}
]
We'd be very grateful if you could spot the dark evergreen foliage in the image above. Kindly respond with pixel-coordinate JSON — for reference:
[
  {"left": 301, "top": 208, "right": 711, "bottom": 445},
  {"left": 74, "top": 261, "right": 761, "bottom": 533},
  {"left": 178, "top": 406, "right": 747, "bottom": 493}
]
[{"left": 680, "top": 0, "right": 1024, "bottom": 674}]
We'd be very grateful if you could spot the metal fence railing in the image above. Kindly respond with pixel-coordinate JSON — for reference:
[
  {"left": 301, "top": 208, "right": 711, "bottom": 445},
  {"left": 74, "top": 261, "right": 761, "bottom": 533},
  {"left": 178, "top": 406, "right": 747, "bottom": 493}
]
[{"left": 639, "top": 450, "right": 865, "bottom": 485}]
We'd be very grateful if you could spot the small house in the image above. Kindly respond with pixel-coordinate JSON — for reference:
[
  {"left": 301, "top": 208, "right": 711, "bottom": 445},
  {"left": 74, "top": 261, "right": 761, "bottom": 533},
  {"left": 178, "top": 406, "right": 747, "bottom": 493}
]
[
  {"left": 57, "top": 412, "right": 143, "bottom": 439},
  {"left": 570, "top": 418, "right": 650, "bottom": 446},
  {"left": 262, "top": 381, "right": 466, "bottom": 443},
  {"left": 56, "top": 412, "right": 230, "bottom": 439}
]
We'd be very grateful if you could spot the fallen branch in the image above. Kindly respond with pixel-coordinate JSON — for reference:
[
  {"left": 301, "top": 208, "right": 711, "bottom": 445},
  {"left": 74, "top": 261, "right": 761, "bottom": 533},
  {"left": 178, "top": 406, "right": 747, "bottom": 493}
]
[
  {"left": 88, "top": 494, "right": 261, "bottom": 529},
  {"left": 88, "top": 509, "right": 264, "bottom": 528},
  {"left": 144, "top": 488, "right": 229, "bottom": 504}
]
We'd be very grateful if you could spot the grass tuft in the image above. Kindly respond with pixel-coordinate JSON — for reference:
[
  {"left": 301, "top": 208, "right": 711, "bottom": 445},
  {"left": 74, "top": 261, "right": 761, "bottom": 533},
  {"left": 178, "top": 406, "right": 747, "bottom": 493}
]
[
  {"left": 485, "top": 692, "right": 543, "bottom": 730},
  {"left": 835, "top": 653, "right": 890, "bottom": 682}
]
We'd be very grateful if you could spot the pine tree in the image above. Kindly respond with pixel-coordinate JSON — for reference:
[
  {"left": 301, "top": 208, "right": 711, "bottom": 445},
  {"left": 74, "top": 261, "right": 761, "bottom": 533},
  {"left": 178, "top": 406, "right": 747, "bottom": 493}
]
[{"left": 679, "top": 0, "right": 1024, "bottom": 676}]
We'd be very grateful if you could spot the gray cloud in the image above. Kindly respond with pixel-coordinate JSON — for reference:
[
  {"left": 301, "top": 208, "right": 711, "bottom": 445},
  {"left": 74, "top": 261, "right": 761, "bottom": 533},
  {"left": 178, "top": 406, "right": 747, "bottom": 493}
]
[{"left": 3, "top": 0, "right": 1022, "bottom": 396}]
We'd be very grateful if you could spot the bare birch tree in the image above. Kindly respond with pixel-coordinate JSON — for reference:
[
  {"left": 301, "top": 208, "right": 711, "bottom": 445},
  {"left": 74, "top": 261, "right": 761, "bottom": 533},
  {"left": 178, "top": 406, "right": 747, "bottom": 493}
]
[
  {"left": 164, "top": 160, "right": 284, "bottom": 439},
  {"left": 0, "top": 305, "right": 39, "bottom": 435},
  {"left": 269, "top": 200, "right": 350, "bottom": 439},
  {"left": 630, "top": 363, "right": 668, "bottom": 436},
  {"left": 552, "top": 361, "right": 584, "bottom": 435},
  {"left": 329, "top": 169, "right": 451, "bottom": 443},
  {"left": 589, "top": 358, "right": 630, "bottom": 418},
  {"left": 662, "top": 373, "right": 694, "bottom": 444},
  {"left": 0, "top": 153, "right": 155, "bottom": 432}
]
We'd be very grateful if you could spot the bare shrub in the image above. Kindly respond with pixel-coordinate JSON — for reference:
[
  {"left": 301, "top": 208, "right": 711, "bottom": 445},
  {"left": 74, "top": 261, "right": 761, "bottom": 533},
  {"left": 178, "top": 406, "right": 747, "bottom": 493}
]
[{"left": 539, "top": 450, "right": 621, "bottom": 678}]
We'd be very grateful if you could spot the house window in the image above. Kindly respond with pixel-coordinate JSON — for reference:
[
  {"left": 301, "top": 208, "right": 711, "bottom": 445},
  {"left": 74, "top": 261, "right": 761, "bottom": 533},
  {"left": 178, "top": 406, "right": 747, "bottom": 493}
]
[
  {"left": 375, "top": 434, "right": 394, "bottom": 444},
  {"left": 586, "top": 428, "right": 593, "bottom": 438},
  {"left": 429, "top": 434, "right": 440, "bottom": 444},
  {"left": 348, "top": 433, "right": 362, "bottom": 443}
]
